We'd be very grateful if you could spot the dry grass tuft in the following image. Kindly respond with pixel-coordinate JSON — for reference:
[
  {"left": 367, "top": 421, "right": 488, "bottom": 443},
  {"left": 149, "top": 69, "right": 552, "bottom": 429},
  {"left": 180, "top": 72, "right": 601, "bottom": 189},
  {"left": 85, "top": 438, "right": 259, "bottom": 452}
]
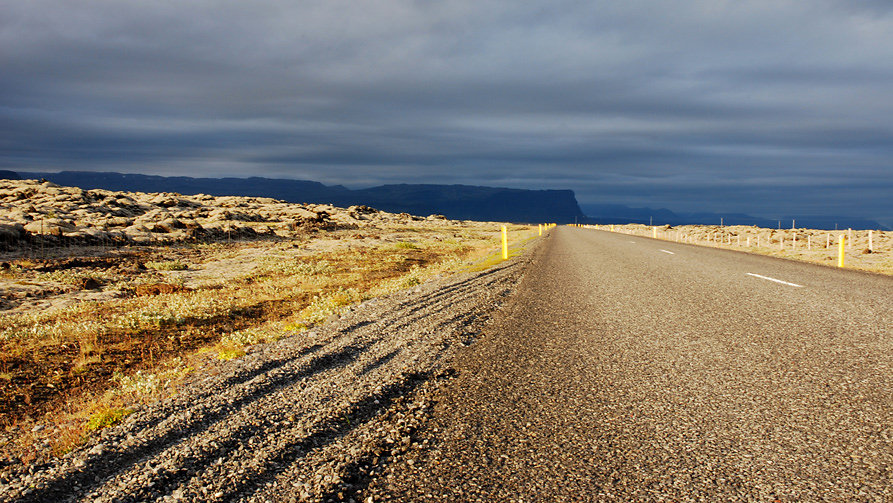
[
  {"left": 85, "top": 407, "right": 131, "bottom": 432},
  {"left": 216, "top": 346, "right": 247, "bottom": 361}
]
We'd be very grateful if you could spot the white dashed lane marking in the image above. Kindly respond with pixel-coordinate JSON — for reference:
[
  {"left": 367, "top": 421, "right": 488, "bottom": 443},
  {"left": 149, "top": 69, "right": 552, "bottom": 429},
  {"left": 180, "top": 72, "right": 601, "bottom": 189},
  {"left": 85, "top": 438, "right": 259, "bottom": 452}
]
[
  {"left": 746, "top": 272, "right": 804, "bottom": 288},
  {"left": 659, "top": 249, "right": 674, "bottom": 255}
]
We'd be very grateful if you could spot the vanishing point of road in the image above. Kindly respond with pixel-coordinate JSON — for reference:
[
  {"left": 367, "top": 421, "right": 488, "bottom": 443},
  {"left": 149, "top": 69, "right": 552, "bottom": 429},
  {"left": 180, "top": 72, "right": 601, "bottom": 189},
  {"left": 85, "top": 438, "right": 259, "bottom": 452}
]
[{"left": 369, "top": 226, "right": 891, "bottom": 501}]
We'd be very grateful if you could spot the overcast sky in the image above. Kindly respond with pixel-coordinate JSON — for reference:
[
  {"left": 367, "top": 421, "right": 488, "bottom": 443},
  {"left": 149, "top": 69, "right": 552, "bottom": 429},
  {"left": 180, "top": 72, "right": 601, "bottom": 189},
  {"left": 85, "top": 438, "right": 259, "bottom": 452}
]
[{"left": 2, "top": 1, "right": 891, "bottom": 223}]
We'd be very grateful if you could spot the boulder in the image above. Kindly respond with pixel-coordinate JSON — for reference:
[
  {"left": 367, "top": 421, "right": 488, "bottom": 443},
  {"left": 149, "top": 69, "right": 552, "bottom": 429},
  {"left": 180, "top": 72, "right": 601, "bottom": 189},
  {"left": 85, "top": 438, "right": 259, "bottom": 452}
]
[
  {"left": 289, "top": 208, "right": 319, "bottom": 220},
  {"left": 82, "top": 228, "right": 112, "bottom": 241},
  {"left": 127, "top": 232, "right": 155, "bottom": 243},
  {"left": 273, "top": 228, "right": 295, "bottom": 238},
  {"left": 151, "top": 218, "right": 186, "bottom": 233},
  {"left": 107, "top": 206, "right": 138, "bottom": 218},
  {"left": 106, "top": 216, "right": 134, "bottom": 227},
  {"left": 123, "top": 224, "right": 151, "bottom": 238},
  {"left": 23, "top": 218, "right": 75, "bottom": 236},
  {"left": 208, "top": 209, "right": 232, "bottom": 221}
]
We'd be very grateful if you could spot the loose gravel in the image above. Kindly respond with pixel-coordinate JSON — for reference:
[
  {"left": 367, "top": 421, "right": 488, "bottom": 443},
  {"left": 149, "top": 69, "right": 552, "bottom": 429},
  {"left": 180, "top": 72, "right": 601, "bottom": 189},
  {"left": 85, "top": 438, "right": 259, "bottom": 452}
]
[{"left": 0, "top": 254, "right": 530, "bottom": 503}]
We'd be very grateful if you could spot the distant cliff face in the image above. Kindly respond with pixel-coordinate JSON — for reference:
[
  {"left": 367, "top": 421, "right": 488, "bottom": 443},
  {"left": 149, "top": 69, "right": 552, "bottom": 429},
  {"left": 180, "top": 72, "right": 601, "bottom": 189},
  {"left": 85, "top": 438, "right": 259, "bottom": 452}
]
[
  {"left": 344, "top": 184, "right": 585, "bottom": 223},
  {"left": 18, "top": 171, "right": 586, "bottom": 223}
]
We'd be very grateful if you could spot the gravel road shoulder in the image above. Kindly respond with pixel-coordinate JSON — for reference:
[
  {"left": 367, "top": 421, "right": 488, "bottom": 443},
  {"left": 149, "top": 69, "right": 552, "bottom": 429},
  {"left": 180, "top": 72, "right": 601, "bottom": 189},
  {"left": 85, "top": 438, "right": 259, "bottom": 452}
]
[{"left": 0, "top": 247, "right": 534, "bottom": 503}]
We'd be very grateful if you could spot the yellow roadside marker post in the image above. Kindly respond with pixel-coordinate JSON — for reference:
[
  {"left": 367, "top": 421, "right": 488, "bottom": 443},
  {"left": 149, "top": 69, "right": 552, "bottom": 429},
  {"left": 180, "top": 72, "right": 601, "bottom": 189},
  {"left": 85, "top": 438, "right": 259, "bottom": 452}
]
[
  {"left": 502, "top": 225, "right": 508, "bottom": 260},
  {"left": 838, "top": 235, "right": 845, "bottom": 268},
  {"left": 652, "top": 227, "right": 657, "bottom": 239},
  {"left": 539, "top": 224, "right": 543, "bottom": 236}
]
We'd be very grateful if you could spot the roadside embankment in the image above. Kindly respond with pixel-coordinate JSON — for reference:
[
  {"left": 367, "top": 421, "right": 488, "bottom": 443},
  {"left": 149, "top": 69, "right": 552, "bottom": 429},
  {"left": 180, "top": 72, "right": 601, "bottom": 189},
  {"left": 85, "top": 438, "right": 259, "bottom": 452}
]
[{"left": 588, "top": 223, "right": 892, "bottom": 275}]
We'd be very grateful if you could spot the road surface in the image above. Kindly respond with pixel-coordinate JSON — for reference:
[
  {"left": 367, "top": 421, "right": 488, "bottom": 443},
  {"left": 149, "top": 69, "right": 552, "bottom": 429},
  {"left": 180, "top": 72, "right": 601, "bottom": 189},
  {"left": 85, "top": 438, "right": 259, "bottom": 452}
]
[{"left": 368, "top": 226, "right": 891, "bottom": 501}]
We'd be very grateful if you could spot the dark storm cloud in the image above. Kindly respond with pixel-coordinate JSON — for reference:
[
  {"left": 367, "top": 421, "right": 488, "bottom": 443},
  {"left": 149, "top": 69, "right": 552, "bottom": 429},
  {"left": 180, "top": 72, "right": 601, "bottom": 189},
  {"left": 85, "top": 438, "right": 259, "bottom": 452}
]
[{"left": 1, "top": 0, "right": 891, "bottom": 224}]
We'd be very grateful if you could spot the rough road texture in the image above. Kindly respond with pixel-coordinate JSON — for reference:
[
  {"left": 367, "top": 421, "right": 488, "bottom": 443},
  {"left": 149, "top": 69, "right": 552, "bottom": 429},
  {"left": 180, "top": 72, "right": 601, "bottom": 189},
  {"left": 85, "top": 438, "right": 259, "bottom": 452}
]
[
  {"left": 0, "top": 256, "right": 529, "bottom": 502},
  {"left": 368, "top": 227, "right": 891, "bottom": 501}
]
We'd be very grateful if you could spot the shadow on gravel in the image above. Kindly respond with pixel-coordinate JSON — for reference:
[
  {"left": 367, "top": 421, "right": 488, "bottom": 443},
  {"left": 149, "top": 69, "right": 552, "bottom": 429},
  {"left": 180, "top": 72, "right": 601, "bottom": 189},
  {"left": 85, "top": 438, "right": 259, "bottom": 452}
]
[
  {"left": 14, "top": 343, "right": 369, "bottom": 503},
  {"left": 374, "top": 264, "right": 513, "bottom": 321},
  {"left": 122, "top": 342, "right": 327, "bottom": 437},
  {"left": 218, "top": 371, "right": 431, "bottom": 503},
  {"left": 359, "top": 349, "right": 402, "bottom": 376},
  {"left": 340, "top": 320, "right": 372, "bottom": 333},
  {"left": 378, "top": 271, "right": 512, "bottom": 337},
  {"left": 319, "top": 368, "right": 458, "bottom": 503}
]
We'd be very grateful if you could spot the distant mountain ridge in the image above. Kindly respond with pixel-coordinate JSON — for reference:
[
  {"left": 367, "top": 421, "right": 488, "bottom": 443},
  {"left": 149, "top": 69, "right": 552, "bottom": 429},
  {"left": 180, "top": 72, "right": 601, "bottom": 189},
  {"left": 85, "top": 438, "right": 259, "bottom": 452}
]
[
  {"left": 17, "top": 171, "right": 586, "bottom": 224},
  {"left": 8, "top": 171, "right": 884, "bottom": 229}
]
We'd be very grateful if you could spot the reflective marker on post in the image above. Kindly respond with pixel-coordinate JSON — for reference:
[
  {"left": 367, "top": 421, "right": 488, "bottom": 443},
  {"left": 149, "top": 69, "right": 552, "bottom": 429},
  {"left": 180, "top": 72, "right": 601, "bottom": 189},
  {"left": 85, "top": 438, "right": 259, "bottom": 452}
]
[
  {"left": 502, "top": 225, "right": 508, "bottom": 260},
  {"left": 838, "top": 235, "right": 845, "bottom": 268}
]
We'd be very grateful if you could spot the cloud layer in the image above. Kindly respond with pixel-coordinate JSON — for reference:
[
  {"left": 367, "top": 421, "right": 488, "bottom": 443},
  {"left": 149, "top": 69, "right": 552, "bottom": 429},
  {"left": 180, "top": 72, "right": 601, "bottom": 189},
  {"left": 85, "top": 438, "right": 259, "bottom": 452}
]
[{"left": 2, "top": 1, "right": 892, "bottom": 223}]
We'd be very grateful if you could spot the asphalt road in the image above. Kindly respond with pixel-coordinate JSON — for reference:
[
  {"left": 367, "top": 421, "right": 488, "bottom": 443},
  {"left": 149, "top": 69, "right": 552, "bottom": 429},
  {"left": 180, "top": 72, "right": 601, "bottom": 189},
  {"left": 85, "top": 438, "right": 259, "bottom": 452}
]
[{"left": 368, "top": 226, "right": 892, "bottom": 502}]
